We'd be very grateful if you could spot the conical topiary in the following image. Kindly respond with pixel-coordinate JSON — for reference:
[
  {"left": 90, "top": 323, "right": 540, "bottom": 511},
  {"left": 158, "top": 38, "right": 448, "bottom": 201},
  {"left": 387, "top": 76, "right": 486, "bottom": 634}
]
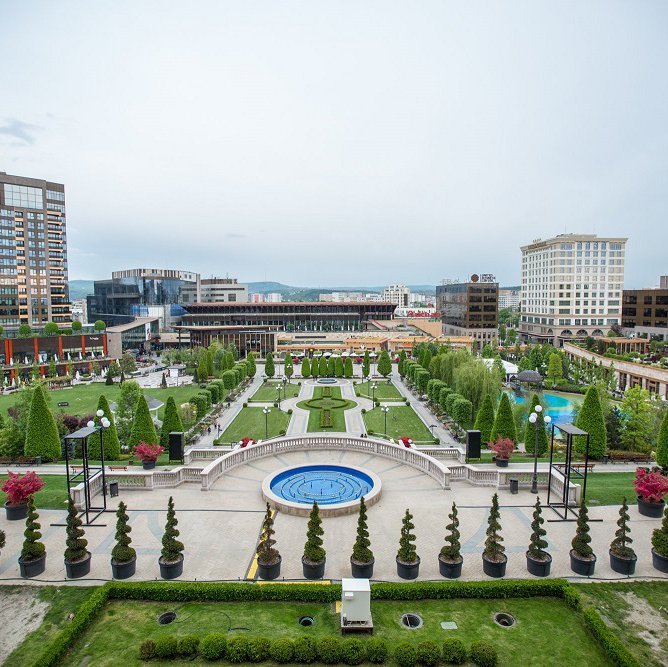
[
  {"left": 474, "top": 395, "right": 495, "bottom": 445},
  {"left": 652, "top": 505, "right": 668, "bottom": 558},
  {"left": 265, "top": 352, "right": 275, "bottom": 378},
  {"left": 351, "top": 497, "right": 373, "bottom": 564},
  {"left": 24, "top": 384, "right": 61, "bottom": 461},
  {"left": 610, "top": 497, "right": 635, "bottom": 559},
  {"left": 490, "top": 393, "right": 517, "bottom": 444},
  {"left": 160, "top": 396, "right": 184, "bottom": 447},
  {"left": 483, "top": 493, "right": 505, "bottom": 562},
  {"left": 397, "top": 508, "right": 418, "bottom": 564},
  {"left": 160, "top": 496, "right": 184, "bottom": 563},
  {"left": 88, "top": 394, "right": 121, "bottom": 460},
  {"left": 111, "top": 501, "right": 135, "bottom": 564},
  {"left": 303, "top": 502, "right": 325, "bottom": 563},
  {"left": 64, "top": 495, "right": 88, "bottom": 563},
  {"left": 440, "top": 502, "right": 461, "bottom": 562},
  {"left": 527, "top": 497, "right": 549, "bottom": 560},
  {"left": 572, "top": 502, "right": 594, "bottom": 559},
  {"left": 575, "top": 385, "right": 607, "bottom": 459},
  {"left": 128, "top": 395, "right": 158, "bottom": 449},
  {"left": 257, "top": 503, "right": 279, "bottom": 565},
  {"left": 21, "top": 496, "right": 45, "bottom": 562},
  {"left": 301, "top": 357, "right": 311, "bottom": 378}
]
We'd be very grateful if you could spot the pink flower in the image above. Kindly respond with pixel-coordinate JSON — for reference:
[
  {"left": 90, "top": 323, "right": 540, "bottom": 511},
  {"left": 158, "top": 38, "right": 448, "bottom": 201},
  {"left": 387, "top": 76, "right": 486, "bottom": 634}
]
[
  {"left": 240, "top": 437, "right": 256, "bottom": 448},
  {"left": 132, "top": 442, "right": 164, "bottom": 462},
  {"left": 490, "top": 437, "right": 514, "bottom": 460},
  {"left": 633, "top": 467, "right": 668, "bottom": 503},
  {"left": 1, "top": 470, "right": 45, "bottom": 506}
]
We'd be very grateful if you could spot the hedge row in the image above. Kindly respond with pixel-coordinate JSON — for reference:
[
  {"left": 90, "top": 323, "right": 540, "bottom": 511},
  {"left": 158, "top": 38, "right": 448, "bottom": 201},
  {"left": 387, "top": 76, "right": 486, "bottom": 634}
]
[{"left": 321, "top": 409, "right": 332, "bottom": 428}]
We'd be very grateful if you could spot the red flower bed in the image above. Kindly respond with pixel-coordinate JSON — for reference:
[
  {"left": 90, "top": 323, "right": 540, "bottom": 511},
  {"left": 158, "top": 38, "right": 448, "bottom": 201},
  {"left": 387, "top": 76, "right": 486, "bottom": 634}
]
[
  {"left": 490, "top": 437, "right": 514, "bottom": 461},
  {"left": 399, "top": 437, "right": 413, "bottom": 448},
  {"left": 1, "top": 470, "right": 44, "bottom": 506},
  {"left": 132, "top": 442, "right": 164, "bottom": 462},
  {"left": 634, "top": 467, "right": 668, "bottom": 503},
  {"left": 240, "top": 437, "right": 256, "bottom": 448}
]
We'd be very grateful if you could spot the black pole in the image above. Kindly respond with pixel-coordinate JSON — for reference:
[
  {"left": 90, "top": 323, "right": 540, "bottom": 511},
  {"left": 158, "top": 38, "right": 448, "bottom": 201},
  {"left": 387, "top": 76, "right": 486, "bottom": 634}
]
[
  {"left": 547, "top": 422, "right": 555, "bottom": 507},
  {"left": 99, "top": 426, "right": 107, "bottom": 508},
  {"left": 531, "top": 415, "right": 539, "bottom": 494},
  {"left": 82, "top": 436, "right": 90, "bottom": 525},
  {"left": 582, "top": 432, "right": 591, "bottom": 503}
]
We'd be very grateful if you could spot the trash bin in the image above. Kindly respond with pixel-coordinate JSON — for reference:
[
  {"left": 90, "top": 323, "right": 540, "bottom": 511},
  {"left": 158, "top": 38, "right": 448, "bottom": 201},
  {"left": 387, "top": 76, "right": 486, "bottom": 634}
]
[
  {"left": 109, "top": 481, "right": 119, "bottom": 498},
  {"left": 602, "top": 455, "right": 609, "bottom": 464},
  {"left": 509, "top": 478, "right": 519, "bottom": 495}
]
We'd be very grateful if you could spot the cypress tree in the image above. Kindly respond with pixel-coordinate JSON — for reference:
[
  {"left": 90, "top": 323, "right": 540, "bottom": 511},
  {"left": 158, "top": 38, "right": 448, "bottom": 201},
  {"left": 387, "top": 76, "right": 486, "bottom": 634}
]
[
  {"left": 285, "top": 354, "right": 294, "bottom": 382},
  {"left": 397, "top": 508, "right": 418, "bottom": 563},
  {"left": 24, "top": 384, "right": 61, "bottom": 461},
  {"left": 490, "top": 392, "right": 517, "bottom": 444},
  {"left": 656, "top": 409, "right": 668, "bottom": 468},
  {"left": 571, "top": 502, "right": 594, "bottom": 559},
  {"left": 160, "top": 396, "right": 184, "bottom": 447},
  {"left": 319, "top": 356, "right": 328, "bottom": 377},
  {"left": 362, "top": 351, "right": 370, "bottom": 378},
  {"left": 21, "top": 496, "right": 45, "bottom": 562},
  {"left": 527, "top": 497, "right": 549, "bottom": 560},
  {"left": 474, "top": 394, "right": 496, "bottom": 445},
  {"left": 610, "top": 497, "right": 635, "bottom": 559},
  {"left": 256, "top": 503, "right": 279, "bottom": 564},
  {"left": 344, "top": 356, "right": 353, "bottom": 378},
  {"left": 575, "top": 385, "right": 607, "bottom": 459},
  {"left": 160, "top": 496, "right": 184, "bottom": 563},
  {"left": 327, "top": 356, "right": 336, "bottom": 377},
  {"left": 440, "top": 502, "right": 461, "bottom": 562},
  {"left": 377, "top": 351, "right": 392, "bottom": 377},
  {"left": 311, "top": 356, "right": 319, "bottom": 378},
  {"left": 246, "top": 352, "right": 257, "bottom": 378},
  {"left": 111, "top": 501, "right": 135, "bottom": 563},
  {"left": 225, "top": 351, "right": 235, "bottom": 371},
  {"left": 421, "top": 349, "right": 432, "bottom": 370},
  {"left": 334, "top": 356, "right": 344, "bottom": 378},
  {"left": 523, "top": 394, "right": 549, "bottom": 456},
  {"left": 88, "top": 394, "right": 121, "bottom": 460},
  {"left": 301, "top": 357, "right": 311, "bottom": 378},
  {"left": 64, "top": 495, "right": 88, "bottom": 562},
  {"left": 483, "top": 493, "right": 505, "bottom": 562},
  {"left": 265, "top": 352, "right": 275, "bottom": 378},
  {"left": 160, "top": 372, "right": 167, "bottom": 389},
  {"left": 351, "top": 496, "right": 373, "bottom": 564},
  {"left": 303, "top": 502, "right": 325, "bottom": 563},
  {"left": 128, "top": 395, "right": 159, "bottom": 449},
  {"left": 398, "top": 350, "right": 407, "bottom": 377}
]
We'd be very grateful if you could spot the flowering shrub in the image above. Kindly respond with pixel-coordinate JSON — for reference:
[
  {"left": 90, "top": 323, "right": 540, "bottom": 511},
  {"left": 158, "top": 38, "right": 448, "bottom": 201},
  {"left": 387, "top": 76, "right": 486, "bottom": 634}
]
[
  {"left": 240, "top": 437, "right": 256, "bottom": 448},
  {"left": 399, "top": 437, "right": 413, "bottom": 448},
  {"left": 1, "top": 470, "right": 45, "bottom": 505},
  {"left": 132, "top": 442, "right": 164, "bottom": 462},
  {"left": 633, "top": 467, "right": 668, "bottom": 503},
  {"left": 490, "top": 436, "right": 515, "bottom": 460}
]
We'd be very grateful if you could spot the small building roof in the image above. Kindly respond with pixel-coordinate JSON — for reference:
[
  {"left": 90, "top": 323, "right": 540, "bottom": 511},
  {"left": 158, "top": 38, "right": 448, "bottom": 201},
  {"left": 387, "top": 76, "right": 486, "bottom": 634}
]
[
  {"left": 341, "top": 578, "right": 371, "bottom": 592},
  {"left": 516, "top": 370, "right": 543, "bottom": 384},
  {"left": 106, "top": 317, "right": 159, "bottom": 333},
  {"left": 554, "top": 423, "right": 589, "bottom": 436},
  {"left": 64, "top": 426, "right": 98, "bottom": 440}
]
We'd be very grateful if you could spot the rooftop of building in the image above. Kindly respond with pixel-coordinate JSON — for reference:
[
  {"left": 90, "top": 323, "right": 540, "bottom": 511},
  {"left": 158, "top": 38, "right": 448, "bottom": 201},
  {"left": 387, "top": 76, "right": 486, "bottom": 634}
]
[{"left": 105, "top": 317, "right": 159, "bottom": 333}]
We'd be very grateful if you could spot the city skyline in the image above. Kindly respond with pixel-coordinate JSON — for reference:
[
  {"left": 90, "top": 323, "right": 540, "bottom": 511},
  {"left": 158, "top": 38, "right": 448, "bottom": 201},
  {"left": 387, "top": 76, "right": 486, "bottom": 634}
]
[{"left": 2, "top": 1, "right": 667, "bottom": 288}]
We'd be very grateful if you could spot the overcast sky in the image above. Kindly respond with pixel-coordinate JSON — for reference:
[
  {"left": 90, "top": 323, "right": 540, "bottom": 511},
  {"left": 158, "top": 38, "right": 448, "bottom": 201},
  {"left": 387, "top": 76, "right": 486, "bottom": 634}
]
[{"left": 1, "top": 1, "right": 667, "bottom": 288}]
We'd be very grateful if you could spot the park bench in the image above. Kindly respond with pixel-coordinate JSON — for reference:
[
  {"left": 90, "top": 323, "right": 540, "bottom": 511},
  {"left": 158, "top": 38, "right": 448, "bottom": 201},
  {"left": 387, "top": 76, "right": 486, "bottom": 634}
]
[
  {"left": 607, "top": 451, "right": 653, "bottom": 465},
  {"left": 554, "top": 462, "right": 595, "bottom": 474},
  {"left": 108, "top": 465, "right": 129, "bottom": 471},
  {"left": 4, "top": 456, "right": 42, "bottom": 466}
]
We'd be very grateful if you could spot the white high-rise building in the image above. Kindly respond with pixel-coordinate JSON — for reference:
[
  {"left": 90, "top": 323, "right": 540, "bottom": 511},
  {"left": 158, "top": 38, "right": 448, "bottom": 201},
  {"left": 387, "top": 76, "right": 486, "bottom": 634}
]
[
  {"left": 382, "top": 284, "right": 410, "bottom": 307},
  {"left": 519, "top": 234, "right": 627, "bottom": 345}
]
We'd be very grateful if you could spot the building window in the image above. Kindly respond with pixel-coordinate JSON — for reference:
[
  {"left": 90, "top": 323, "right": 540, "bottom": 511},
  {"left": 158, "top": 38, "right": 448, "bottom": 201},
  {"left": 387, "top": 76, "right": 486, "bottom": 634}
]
[{"left": 3, "top": 184, "right": 43, "bottom": 209}]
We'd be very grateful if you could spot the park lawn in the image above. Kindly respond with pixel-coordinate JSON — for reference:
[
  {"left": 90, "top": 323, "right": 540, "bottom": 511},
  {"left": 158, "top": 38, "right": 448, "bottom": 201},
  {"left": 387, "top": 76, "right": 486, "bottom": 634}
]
[
  {"left": 581, "top": 471, "right": 635, "bottom": 506},
  {"left": 0, "top": 473, "right": 69, "bottom": 509},
  {"left": 249, "top": 381, "right": 301, "bottom": 402},
  {"left": 575, "top": 581, "right": 668, "bottom": 667},
  {"left": 58, "top": 596, "right": 609, "bottom": 667},
  {"left": 355, "top": 380, "right": 404, "bottom": 401},
  {"left": 296, "top": 387, "right": 355, "bottom": 433},
  {"left": 363, "top": 405, "right": 434, "bottom": 442},
  {"left": 218, "top": 407, "right": 290, "bottom": 443}
]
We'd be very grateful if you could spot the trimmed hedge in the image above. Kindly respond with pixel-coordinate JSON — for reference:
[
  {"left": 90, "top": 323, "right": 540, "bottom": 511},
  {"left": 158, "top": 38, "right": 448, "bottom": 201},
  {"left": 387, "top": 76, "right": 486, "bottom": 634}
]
[{"left": 581, "top": 608, "right": 640, "bottom": 667}]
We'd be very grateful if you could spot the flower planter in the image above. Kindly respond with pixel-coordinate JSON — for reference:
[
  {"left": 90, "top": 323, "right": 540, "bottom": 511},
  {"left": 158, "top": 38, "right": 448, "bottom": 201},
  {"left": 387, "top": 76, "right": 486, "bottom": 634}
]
[
  {"left": 609, "top": 550, "right": 637, "bottom": 576},
  {"left": 111, "top": 557, "right": 136, "bottom": 579},
  {"left": 438, "top": 555, "right": 463, "bottom": 579},
  {"left": 526, "top": 552, "right": 552, "bottom": 577},
  {"left": 4, "top": 501, "right": 28, "bottom": 521},
  {"left": 495, "top": 458, "right": 509, "bottom": 468},
  {"left": 302, "top": 557, "right": 326, "bottom": 580},
  {"left": 651, "top": 548, "right": 668, "bottom": 574},
  {"left": 570, "top": 550, "right": 596, "bottom": 576},
  {"left": 482, "top": 554, "right": 507, "bottom": 578},
  {"left": 19, "top": 553, "right": 46, "bottom": 578},
  {"left": 159, "top": 555, "right": 184, "bottom": 580},
  {"left": 637, "top": 497, "right": 665, "bottom": 519},
  {"left": 65, "top": 552, "right": 91, "bottom": 579},
  {"left": 350, "top": 557, "right": 374, "bottom": 579},
  {"left": 257, "top": 555, "right": 281, "bottom": 581},
  {"left": 142, "top": 461, "right": 156, "bottom": 470},
  {"left": 396, "top": 556, "right": 420, "bottom": 580}
]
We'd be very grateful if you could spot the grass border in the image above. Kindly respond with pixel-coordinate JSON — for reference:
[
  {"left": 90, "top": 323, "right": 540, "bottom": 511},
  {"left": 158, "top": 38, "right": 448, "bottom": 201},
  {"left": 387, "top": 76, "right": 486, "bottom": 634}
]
[{"left": 31, "top": 580, "right": 639, "bottom": 667}]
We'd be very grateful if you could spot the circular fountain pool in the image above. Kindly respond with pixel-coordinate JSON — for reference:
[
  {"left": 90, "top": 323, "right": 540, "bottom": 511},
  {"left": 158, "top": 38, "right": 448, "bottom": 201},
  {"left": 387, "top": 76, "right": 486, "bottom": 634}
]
[{"left": 262, "top": 464, "right": 382, "bottom": 516}]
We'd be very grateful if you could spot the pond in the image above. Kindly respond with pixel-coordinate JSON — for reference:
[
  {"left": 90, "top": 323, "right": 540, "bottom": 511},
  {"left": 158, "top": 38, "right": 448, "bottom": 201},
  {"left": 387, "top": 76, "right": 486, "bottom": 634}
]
[{"left": 506, "top": 389, "right": 582, "bottom": 425}]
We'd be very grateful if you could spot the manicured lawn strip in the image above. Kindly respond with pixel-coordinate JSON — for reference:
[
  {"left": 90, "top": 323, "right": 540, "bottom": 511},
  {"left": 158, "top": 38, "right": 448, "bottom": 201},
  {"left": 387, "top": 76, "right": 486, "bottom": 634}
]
[
  {"left": 0, "top": 474, "right": 69, "bottom": 509},
  {"left": 296, "top": 387, "right": 355, "bottom": 433},
  {"left": 355, "top": 381, "right": 404, "bottom": 401},
  {"left": 249, "top": 381, "right": 301, "bottom": 402},
  {"left": 363, "top": 405, "right": 434, "bottom": 442},
  {"left": 217, "top": 407, "right": 290, "bottom": 443},
  {"left": 582, "top": 472, "right": 635, "bottom": 507}
]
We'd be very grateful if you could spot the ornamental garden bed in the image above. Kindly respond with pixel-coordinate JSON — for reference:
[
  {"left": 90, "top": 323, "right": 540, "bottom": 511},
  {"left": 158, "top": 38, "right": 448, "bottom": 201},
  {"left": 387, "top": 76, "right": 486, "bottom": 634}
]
[{"left": 297, "top": 387, "right": 357, "bottom": 433}]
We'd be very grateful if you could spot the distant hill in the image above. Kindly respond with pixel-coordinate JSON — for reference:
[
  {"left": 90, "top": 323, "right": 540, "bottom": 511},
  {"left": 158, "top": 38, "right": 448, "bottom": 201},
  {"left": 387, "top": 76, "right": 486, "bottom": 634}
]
[
  {"left": 69, "top": 280, "right": 95, "bottom": 300},
  {"left": 247, "top": 282, "right": 436, "bottom": 298}
]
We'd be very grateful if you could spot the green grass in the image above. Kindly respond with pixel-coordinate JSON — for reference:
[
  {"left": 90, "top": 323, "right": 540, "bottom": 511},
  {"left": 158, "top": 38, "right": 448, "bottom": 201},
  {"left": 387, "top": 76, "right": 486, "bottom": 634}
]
[
  {"left": 363, "top": 405, "right": 434, "bottom": 442},
  {"left": 575, "top": 581, "right": 668, "bottom": 667},
  {"left": 355, "top": 380, "right": 404, "bottom": 401},
  {"left": 217, "top": 407, "right": 291, "bottom": 443},
  {"left": 0, "top": 473, "right": 69, "bottom": 509},
  {"left": 5, "top": 586, "right": 97, "bottom": 667},
  {"left": 249, "top": 381, "right": 301, "bottom": 402},
  {"left": 582, "top": 471, "right": 635, "bottom": 506},
  {"left": 55, "top": 596, "right": 609, "bottom": 667},
  {"left": 297, "top": 387, "right": 356, "bottom": 433}
]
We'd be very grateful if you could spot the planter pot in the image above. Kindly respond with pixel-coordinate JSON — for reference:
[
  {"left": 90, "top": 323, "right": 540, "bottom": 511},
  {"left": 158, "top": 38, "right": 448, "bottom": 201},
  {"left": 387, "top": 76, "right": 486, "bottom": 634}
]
[
  {"left": 257, "top": 555, "right": 281, "bottom": 581},
  {"left": 350, "top": 557, "right": 374, "bottom": 579},
  {"left": 438, "top": 555, "right": 463, "bottom": 579},
  {"left": 609, "top": 550, "right": 637, "bottom": 576},
  {"left": 651, "top": 548, "right": 668, "bottom": 574},
  {"left": 482, "top": 554, "right": 507, "bottom": 578},
  {"left": 142, "top": 461, "right": 156, "bottom": 470},
  {"left": 526, "top": 551, "right": 552, "bottom": 577},
  {"left": 570, "top": 550, "right": 596, "bottom": 576},
  {"left": 396, "top": 556, "right": 420, "bottom": 580},
  {"left": 637, "top": 497, "right": 665, "bottom": 519},
  {"left": 65, "top": 552, "right": 91, "bottom": 579},
  {"left": 495, "top": 458, "right": 509, "bottom": 468},
  {"left": 111, "top": 557, "right": 136, "bottom": 579},
  {"left": 4, "top": 501, "right": 28, "bottom": 521},
  {"left": 19, "top": 553, "right": 46, "bottom": 578},
  {"left": 302, "top": 556, "right": 326, "bottom": 580},
  {"left": 159, "top": 555, "right": 184, "bottom": 580}
]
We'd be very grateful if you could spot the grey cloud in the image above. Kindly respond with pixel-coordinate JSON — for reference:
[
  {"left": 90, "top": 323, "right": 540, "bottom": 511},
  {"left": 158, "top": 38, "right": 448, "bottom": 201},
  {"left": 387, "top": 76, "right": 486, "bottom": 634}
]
[{"left": 0, "top": 118, "right": 40, "bottom": 145}]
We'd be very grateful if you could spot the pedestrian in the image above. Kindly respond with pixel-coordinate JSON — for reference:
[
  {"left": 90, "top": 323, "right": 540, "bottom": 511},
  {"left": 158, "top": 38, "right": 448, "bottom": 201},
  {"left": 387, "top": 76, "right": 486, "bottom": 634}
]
[{"left": 207, "top": 426, "right": 211, "bottom": 435}]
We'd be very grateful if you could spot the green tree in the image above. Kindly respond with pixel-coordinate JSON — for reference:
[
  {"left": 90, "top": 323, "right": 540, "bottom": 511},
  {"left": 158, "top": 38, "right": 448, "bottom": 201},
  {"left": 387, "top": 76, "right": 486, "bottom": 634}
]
[
  {"left": 620, "top": 387, "right": 654, "bottom": 452},
  {"left": 284, "top": 354, "right": 294, "bottom": 382},
  {"left": 115, "top": 380, "right": 142, "bottom": 445},
  {"left": 265, "top": 352, "right": 275, "bottom": 378},
  {"left": 246, "top": 352, "right": 257, "bottom": 378},
  {"left": 88, "top": 394, "right": 121, "bottom": 460},
  {"left": 651, "top": 504, "right": 668, "bottom": 558},
  {"left": 421, "top": 349, "right": 432, "bottom": 370},
  {"left": 18, "top": 323, "right": 32, "bottom": 338},
  {"left": 128, "top": 395, "right": 159, "bottom": 449},
  {"left": 481, "top": 344, "right": 493, "bottom": 358},
  {"left": 575, "top": 385, "right": 607, "bottom": 458},
  {"left": 160, "top": 396, "right": 184, "bottom": 447},
  {"left": 310, "top": 356, "right": 319, "bottom": 378},
  {"left": 377, "top": 351, "right": 391, "bottom": 378},
  {"left": 21, "top": 496, "right": 45, "bottom": 562},
  {"left": 362, "top": 351, "right": 370, "bottom": 378},
  {"left": 301, "top": 357, "right": 311, "bottom": 378},
  {"left": 440, "top": 502, "right": 461, "bottom": 561},
  {"left": 453, "top": 359, "right": 500, "bottom": 416},
  {"left": 222, "top": 370, "right": 236, "bottom": 390},
  {"left": 160, "top": 496, "right": 184, "bottom": 563},
  {"left": 106, "top": 360, "right": 121, "bottom": 379},
  {"left": 256, "top": 502, "right": 279, "bottom": 564},
  {"left": 111, "top": 501, "right": 135, "bottom": 563},
  {"left": 523, "top": 394, "right": 549, "bottom": 456},
  {"left": 319, "top": 356, "right": 328, "bottom": 378},
  {"left": 344, "top": 356, "right": 353, "bottom": 378},
  {"left": 303, "top": 502, "right": 325, "bottom": 563},
  {"left": 24, "top": 384, "right": 61, "bottom": 460},
  {"left": 452, "top": 397, "right": 473, "bottom": 428},
  {"left": 197, "top": 355, "right": 208, "bottom": 383},
  {"left": 490, "top": 392, "right": 517, "bottom": 444},
  {"left": 398, "top": 350, "right": 407, "bottom": 377},
  {"left": 327, "top": 356, "right": 336, "bottom": 377},
  {"left": 43, "top": 322, "right": 59, "bottom": 336},
  {"left": 120, "top": 352, "right": 137, "bottom": 375},
  {"left": 527, "top": 497, "right": 549, "bottom": 560},
  {"left": 351, "top": 496, "right": 373, "bottom": 563},
  {"left": 334, "top": 356, "right": 344, "bottom": 378},
  {"left": 546, "top": 352, "right": 563, "bottom": 386},
  {"left": 93, "top": 320, "right": 106, "bottom": 332},
  {"left": 64, "top": 495, "right": 88, "bottom": 562},
  {"left": 71, "top": 320, "right": 82, "bottom": 332},
  {"left": 396, "top": 508, "right": 418, "bottom": 563},
  {"left": 48, "top": 359, "right": 57, "bottom": 378},
  {"left": 610, "top": 497, "right": 635, "bottom": 559},
  {"left": 224, "top": 351, "right": 235, "bottom": 371},
  {"left": 656, "top": 409, "right": 668, "bottom": 468},
  {"left": 483, "top": 493, "right": 505, "bottom": 561},
  {"left": 571, "top": 502, "right": 594, "bottom": 559},
  {"left": 474, "top": 395, "right": 496, "bottom": 445}
]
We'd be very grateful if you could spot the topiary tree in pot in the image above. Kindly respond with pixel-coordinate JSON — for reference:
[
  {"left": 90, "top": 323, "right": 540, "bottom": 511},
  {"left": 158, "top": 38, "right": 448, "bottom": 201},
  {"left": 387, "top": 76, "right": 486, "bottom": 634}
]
[
  {"left": 302, "top": 502, "right": 326, "bottom": 579},
  {"left": 526, "top": 496, "right": 551, "bottom": 577},
  {"left": 256, "top": 503, "right": 280, "bottom": 580},
  {"left": 64, "top": 495, "right": 91, "bottom": 578},
  {"left": 2, "top": 470, "right": 44, "bottom": 521},
  {"left": 396, "top": 508, "right": 420, "bottom": 579},
  {"left": 159, "top": 496, "right": 184, "bottom": 579},
  {"left": 609, "top": 497, "right": 637, "bottom": 575},
  {"left": 350, "top": 496, "right": 374, "bottom": 577},
  {"left": 439, "top": 502, "right": 462, "bottom": 578},
  {"left": 570, "top": 502, "right": 596, "bottom": 576},
  {"left": 651, "top": 505, "right": 668, "bottom": 573},
  {"left": 482, "top": 493, "right": 506, "bottom": 577},
  {"left": 18, "top": 496, "right": 46, "bottom": 578},
  {"left": 111, "top": 501, "right": 136, "bottom": 579}
]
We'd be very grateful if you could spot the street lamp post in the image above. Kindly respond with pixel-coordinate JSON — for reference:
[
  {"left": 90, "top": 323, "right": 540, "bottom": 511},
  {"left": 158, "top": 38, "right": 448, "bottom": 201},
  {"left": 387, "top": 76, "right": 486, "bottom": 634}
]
[
  {"left": 86, "top": 409, "right": 111, "bottom": 506},
  {"left": 371, "top": 383, "right": 378, "bottom": 405},
  {"left": 262, "top": 407, "right": 271, "bottom": 439},
  {"left": 381, "top": 406, "right": 389, "bottom": 435},
  {"left": 276, "top": 386, "right": 283, "bottom": 409},
  {"left": 528, "top": 405, "right": 551, "bottom": 494}
]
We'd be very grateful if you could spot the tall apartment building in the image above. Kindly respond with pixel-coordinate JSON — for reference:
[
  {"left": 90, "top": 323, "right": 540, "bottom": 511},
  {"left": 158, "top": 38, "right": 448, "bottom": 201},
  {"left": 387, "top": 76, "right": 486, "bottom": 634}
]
[
  {"left": 519, "top": 234, "right": 626, "bottom": 345},
  {"left": 382, "top": 284, "right": 410, "bottom": 307},
  {"left": 436, "top": 277, "right": 499, "bottom": 341},
  {"left": 181, "top": 277, "right": 248, "bottom": 304},
  {"left": 622, "top": 277, "right": 668, "bottom": 340},
  {"left": 498, "top": 288, "right": 520, "bottom": 310},
  {"left": 0, "top": 172, "right": 71, "bottom": 328}
]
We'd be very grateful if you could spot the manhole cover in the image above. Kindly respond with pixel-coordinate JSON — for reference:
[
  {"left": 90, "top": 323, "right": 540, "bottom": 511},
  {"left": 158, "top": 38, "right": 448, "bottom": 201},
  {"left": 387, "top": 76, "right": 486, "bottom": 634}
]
[
  {"left": 158, "top": 612, "right": 177, "bottom": 625},
  {"left": 401, "top": 613, "right": 423, "bottom": 629},
  {"left": 299, "top": 616, "right": 315, "bottom": 627},
  {"left": 494, "top": 612, "right": 515, "bottom": 627},
  {"left": 440, "top": 621, "right": 458, "bottom": 630}
]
